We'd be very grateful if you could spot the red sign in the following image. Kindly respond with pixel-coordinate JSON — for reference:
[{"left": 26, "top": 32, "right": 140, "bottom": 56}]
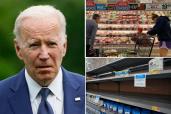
[
  {"left": 107, "top": 4, "right": 116, "bottom": 10},
  {"left": 116, "top": 0, "right": 129, "bottom": 6},
  {"left": 107, "top": 3, "right": 116, "bottom": 7},
  {"left": 128, "top": 0, "right": 136, "bottom": 3},
  {"left": 87, "top": 1, "right": 95, "bottom": 6}
]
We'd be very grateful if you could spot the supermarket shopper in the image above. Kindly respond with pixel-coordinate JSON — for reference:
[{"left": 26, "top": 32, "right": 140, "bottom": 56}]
[
  {"left": 86, "top": 14, "right": 100, "bottom": 57},
  {"left": 0, "top": 5, "right": 85, "bottom": 114},
  {"left": 147, "top": 13, "right": 171, "bottom": 57}
]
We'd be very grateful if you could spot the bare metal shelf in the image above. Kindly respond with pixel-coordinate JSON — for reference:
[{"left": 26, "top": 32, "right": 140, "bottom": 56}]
[{"left": 87, "top": 91, "right": 171, "bottom": 113}]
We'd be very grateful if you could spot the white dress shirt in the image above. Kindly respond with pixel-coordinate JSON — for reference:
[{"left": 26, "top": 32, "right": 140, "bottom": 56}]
[{"left": 25, "top": 67, "right": 64, "bottom": 114}]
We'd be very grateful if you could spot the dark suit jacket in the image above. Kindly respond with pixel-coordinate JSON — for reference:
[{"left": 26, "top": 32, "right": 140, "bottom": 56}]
[{"left": 0, "top": 67, "right": 85, "bottom": 114}]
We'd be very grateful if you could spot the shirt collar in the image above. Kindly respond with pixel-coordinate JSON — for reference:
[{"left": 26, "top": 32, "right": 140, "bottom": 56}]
[{"left": 25, "top": 67, "right": 63, "bottom": 103}]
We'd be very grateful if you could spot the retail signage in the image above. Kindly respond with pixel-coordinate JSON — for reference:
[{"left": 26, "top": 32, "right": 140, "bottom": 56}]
[
  {"left": 86, "top": 6, "right": 96, "bottom": 10},
  {"left": 162, "top": 3, "right": 171, "bottom": 10},
  {"left": 134, "top": 73, "right": 146, "bottom": 87},
  {"left": 96, "top": 4, "right": 106, "bottom": 10},
  {"left": 115, "top": 69, "right": 129, "bottom": 77},
  {"left": 128, "top": 0, "right": 136, "bottom": 3},
  {"left": 107, "top": 4, "right": 116, "bottom": 10},
  {"left": 139, "top": 0, "right": 152, "bottom": 3},
  {"left": 115, "top": 6, "right": 129, "bottom": 10},
  {"left": 137, "top": 3, "right": 146, "bottom": 10},
  {"left": 149, "top": 58, "right": 163, "bottom": 74},
  {"left": 107, "top": 0, "right": 117, "bottom": 4},
  {"left": 145, "top": 4, "right": 163, "bottom": 10},
  {"left": 129, "top": 4, "right": 138, "bottom": 10},
  {"left": 94, "top": 0, "right": 107, "bottom": 4},
  {"left": 116, "top": 1, "right": 128, "bottom": 6},
  {"left": 86, "top": 0, "right": 95, "bottom": 7}
]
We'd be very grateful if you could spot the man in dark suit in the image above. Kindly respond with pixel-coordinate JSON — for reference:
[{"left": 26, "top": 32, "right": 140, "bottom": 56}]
[{"left": 0, "top": 5, "right": 85, "bottom": 114}]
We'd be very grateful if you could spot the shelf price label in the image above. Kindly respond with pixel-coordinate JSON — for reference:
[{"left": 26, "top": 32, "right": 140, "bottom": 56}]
[
  {"left": 134, "top": 73, "right": 146, "bottom": 87},
  {"left": 151, "top": 106, "right": 160, "bottom": 112},
  {"left": 94, "top": 95, "right": 100, "bottom": 104},
  {"left": 114, "top": 98, "right": 120, "bottom": 102}
]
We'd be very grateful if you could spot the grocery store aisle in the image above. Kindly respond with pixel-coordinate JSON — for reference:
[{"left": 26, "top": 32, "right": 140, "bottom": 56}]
[{"left": 86, "top": 58, "right": 171, "bottom": 114}]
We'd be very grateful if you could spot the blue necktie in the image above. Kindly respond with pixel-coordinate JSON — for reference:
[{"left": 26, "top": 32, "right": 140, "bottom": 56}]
[{"left": 38, "top": 88, "right": 54, "bottom": 114}]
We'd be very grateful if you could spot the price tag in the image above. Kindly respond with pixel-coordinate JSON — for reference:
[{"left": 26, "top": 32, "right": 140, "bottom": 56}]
[
  {"left": 134, "top": 74, "right": 146, "bottom": 87},
  {"left": 115, "top": 98, "right": 120, "bottom": 102},
  {"left": 151, "top": 106, "right": 160, "bottom": 112},
  {"left": 94, "top": 95, "right": 100, "bottom": 103}
]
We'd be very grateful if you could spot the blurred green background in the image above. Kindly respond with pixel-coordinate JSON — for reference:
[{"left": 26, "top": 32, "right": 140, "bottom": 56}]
[{"left": 0, "top": 0, "right": 85, "bottom": 80}]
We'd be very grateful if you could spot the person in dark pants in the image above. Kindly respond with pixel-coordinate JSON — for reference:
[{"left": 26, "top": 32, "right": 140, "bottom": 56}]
[
  {"left": 86, "top": 14, "right": 100, "bottom": 57},
  {"left": 147, "top": 13, "right": 171, "bottom": 57}
]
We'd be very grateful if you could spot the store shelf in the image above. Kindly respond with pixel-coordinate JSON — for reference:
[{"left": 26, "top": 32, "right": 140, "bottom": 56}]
[
  {"left": 87, "top": 69, "right": 171, "bottom": 83},
  {"left": 87, "top": 91, "right": 171, "bottom": 113},
  {"left": 87, "top": 58, "right": 152, "bottom": 76},
  {"left": 87, "top": 58, "right": 171, "bottom": 77},
  {"left": 86, "top": 101, "right": 114, "bottom": 114},
  {"left": 87, "top": 10, "right": 171, "bottom": 57},
  {"left": 86, "top": 101, "right": 101, "bottom": 111}
]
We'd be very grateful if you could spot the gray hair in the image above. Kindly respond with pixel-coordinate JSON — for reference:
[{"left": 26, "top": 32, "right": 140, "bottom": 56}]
[{"left": 13, "top": 5, "right": 67, "bottom": 42}]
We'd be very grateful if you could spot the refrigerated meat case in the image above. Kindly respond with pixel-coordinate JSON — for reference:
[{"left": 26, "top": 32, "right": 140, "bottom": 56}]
[
  {"left": 86, "top": 10, "right": 171, "bottom": 57},
  {"left": 86, "top": 58, "right": 171, "bottom": 114}
]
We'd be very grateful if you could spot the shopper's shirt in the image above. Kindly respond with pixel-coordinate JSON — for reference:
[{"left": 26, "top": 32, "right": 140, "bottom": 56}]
[
  {"left": 147, "top": 16, "right": 171, "bottom": 41},
  {"left": 25, "top": 68, "right": 64, "bottom": 114},
  {"left": 86, "top": 19, "right": 98, "bottom": 46}
]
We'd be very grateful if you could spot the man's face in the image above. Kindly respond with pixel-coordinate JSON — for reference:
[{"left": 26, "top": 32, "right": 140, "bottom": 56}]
[{"left": 15, "top": 17, "right": 67, "bottom": 86}]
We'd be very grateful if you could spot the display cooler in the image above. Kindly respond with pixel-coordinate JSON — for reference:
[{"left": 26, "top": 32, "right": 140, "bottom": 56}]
[{"left": 86, "top": 0, "right": 171, "bottom": 57}]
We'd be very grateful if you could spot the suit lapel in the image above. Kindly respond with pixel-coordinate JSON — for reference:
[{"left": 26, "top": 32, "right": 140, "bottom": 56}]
[
  {"left": 8, "top": 69, "right": 33, "bottom": 114},
  {"left": 62, "top": 68, "right": 83, "bottom": 114}
]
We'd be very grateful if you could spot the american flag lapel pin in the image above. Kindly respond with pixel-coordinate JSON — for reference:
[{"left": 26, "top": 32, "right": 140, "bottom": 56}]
[{"left": 75, "top": 97, "right": 81, "bottom": 101}]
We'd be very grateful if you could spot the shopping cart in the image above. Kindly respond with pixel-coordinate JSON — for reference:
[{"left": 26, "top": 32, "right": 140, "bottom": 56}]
[
  {"left": 98, "top": 43, "right": 135, "bottom": 57},
  {"left": 127, "top": 36, "right": 155, "bottom": 57},
  {"left": 99, "top": 43, "right": 119, "bottom": 57}
]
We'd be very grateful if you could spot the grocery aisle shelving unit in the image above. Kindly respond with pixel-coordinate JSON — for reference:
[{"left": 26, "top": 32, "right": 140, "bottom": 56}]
[
  {"left": 86, "top": 58, "right": 171, "bottom": 113},
  {"left": 86, "top": 0, "right": 171, "bottom": 57}
]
